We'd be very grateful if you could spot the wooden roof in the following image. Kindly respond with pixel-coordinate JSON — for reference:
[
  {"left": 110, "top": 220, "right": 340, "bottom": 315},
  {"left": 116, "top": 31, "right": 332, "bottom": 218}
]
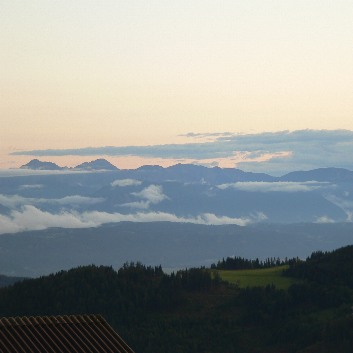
[{"left": 0, "top": 314, "right": 136, "bottom": 353}]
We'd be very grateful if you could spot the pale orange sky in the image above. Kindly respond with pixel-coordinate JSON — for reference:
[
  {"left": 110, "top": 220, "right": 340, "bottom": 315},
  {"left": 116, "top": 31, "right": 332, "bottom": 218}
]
[{"left": 1, "top": 1, "right": 353, "bottom": 169}]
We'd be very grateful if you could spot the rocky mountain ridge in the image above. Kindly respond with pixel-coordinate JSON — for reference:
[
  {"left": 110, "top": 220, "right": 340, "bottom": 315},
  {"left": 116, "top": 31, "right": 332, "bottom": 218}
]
[{"left": 20, "top": 159, "right": 353, "bottom": 183}]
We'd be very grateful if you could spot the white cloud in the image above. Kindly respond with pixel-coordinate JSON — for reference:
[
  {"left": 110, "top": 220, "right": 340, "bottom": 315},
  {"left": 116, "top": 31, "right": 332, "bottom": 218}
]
[
  {"left": 132, "top": 185, "right": 168, "bottom": 204},
  {"left": 324, "top": 194, "right": 353, "bottom": 221},
  {"left": 0, "top": 194, "right": 29, "bottom": 208},
  {"left": 315, "top": 216, "right": 335, "bottom": 224},
  {"left": 120, "top": 201, "right": 150, "bottom": 209},
  {"left": 0, "top": 169, "right": 88, "bottom": 177},
  {"left": 0, "top": 205, "right": 96, "bottom": 234},
  {"left": 111, "top": 179, "right": 142, "bottom": 187},
  {"left": 217, "top": 181, "right": 327, "bottom": 193},
  {"left": 324, "top": 194, "right": 353, "bottom": 210},
  {"left": 195, "top": 212, "right": 267, "bottom": 226},
  {"left": 0, "top": 194, "right": 104, "bottom": 209},
  {"left": 345, "top": 211, "right": 353, "bottom": 222},
  {"left": 19, "top": 184, "right": 44, "bottom": 189},
  {"left": 0, "top": 206, "right": 266, "bottom": 235},
  {"left": 54, "top": 195, "right": 104, "bottom": 205}
]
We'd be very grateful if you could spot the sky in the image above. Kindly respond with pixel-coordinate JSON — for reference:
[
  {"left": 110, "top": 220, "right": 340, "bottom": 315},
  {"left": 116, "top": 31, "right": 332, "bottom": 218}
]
[{"left": 1, "top": 1, "right": 353, "bottom": 172}]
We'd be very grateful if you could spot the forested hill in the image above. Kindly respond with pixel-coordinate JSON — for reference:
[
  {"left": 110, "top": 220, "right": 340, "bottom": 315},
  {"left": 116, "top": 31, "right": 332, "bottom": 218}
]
[
  {"left": 1, "top": 247, "right": 353, "bottom": 352},
  {"left": 284, "top": 245, "right": 353, "bottom": 287}
]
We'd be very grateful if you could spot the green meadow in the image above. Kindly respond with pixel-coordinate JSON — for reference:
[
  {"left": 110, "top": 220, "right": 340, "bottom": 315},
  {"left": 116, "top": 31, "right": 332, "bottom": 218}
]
[{"left": 216, "top": 265, "right": 298, "bottom": 289}]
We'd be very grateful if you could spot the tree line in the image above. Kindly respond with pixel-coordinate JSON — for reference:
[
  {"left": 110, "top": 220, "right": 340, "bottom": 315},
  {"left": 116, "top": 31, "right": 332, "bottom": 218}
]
[
  {"left": 0, "top": 247, "right": 353, "bottom": 352},
  {"left": 211, "top": 255, "right": 301, "bottom": 270}
]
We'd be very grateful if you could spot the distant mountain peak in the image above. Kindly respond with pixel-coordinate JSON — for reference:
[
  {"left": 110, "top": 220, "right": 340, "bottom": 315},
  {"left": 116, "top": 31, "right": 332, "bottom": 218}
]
[
  {"left": 280, "top": 167, "right": 353, "bottom": 182},
  {"left": 20, "top": 159, "right": 63, "bottom": 170},
  {"left": 74, "top": 159, "right": 118, "bottom": 171}
]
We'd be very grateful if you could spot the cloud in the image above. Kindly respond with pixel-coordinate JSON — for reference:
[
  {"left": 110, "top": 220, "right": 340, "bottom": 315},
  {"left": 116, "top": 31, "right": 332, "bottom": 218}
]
[
  {"left": 345, "top": 211, "right": 353, "bottom": 222},
  {"left": 180, "top": 132, "right": 234, "bottom": 139},
  {"left": 132, "top": 185, "right": 168, "bottom": 204},
  {"left": 111, "top": 179, "right": 142, "bottom": 187},
  {"left": 324, "top": 194, "right": 353, "bottom": 210},
  {"left": 54, "top": 196, "right": 104, "bottom": 205},
  {"left": 323, "top": 194, "right": 353, "bottom": 221},
  {"left": 0, "top": 194, "right": 30, "bottom": 209},
  {"left": 0, "top": 205, "right": 97, "bottom": 234},
  {"left": 217, "top": 181, "right": 329, "bottom": 193},
  {"left": 0, "top": 206, "right": 266, "bottom": 235},
  {"left": 19, "top": 184, "right": 44, "bottom": 189},
  {"left": 197, "top": 212, "right": 267, "bottom": 225},
  {"left": 119, "top": 201, "right": 150, "bottom": 209},
  {"left": 315, "top": 216, "right": 335, "bottom": 224},
  {"left": 10, "top": 130, "right": 353, "bottom": 175},
  {"left": 0, "top": 169, "right": 87, "bottom": 177},
  {"left": 0, "top": 194, "right": 104, "bottom": 209}
]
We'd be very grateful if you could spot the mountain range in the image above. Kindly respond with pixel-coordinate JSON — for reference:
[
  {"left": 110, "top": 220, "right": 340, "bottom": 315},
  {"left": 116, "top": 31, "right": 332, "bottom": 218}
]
[
  {"left": 21, "top": 158, "right": 118, "bottom": 171},
  {"left": 0, "top": 159, "right": 351, "bottom": 225},
  {"left": 20, "top": 158, "right": 353, "bottom": 183},
  {"left": 1, "top": 158, "right": 353, "bottom": 277}
]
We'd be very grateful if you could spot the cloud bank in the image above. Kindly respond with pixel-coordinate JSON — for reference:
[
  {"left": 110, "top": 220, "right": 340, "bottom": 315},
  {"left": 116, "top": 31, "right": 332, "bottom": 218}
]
[
  {"left": 0, "top": 194, "right": 104, "bottom": 209},
  {"left": 0, "top": 169, "right": 87, "bottom": 178},
  {"left": 19, "top": 184, "right": 44, "bottom": 189},
  {"left": 0, "top": 206, "right": 266, "bottom": 235},
  {"left": 217, "top": 181, "right": 329, "bottom": 193},
  {"left": 11, "top": 130, "right": 353, "bottom": 175}
]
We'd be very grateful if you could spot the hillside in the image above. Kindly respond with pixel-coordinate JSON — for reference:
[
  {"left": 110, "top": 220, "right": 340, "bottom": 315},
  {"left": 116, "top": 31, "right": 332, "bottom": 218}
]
[
  {"left": 284, "top": 245, "right": 353, "bottom": 287},
  {"left": 1, "top": 247, "right": 352, "bottom": 352}
]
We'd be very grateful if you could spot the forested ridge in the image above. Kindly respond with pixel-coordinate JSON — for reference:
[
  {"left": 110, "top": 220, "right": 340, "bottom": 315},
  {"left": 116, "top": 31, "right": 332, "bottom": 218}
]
[
  {"left": 1, "top": 246, "right": 353, "bottom": 353},
  {"left": 211, "top": 255, "right": 299, "bottom": 270}
]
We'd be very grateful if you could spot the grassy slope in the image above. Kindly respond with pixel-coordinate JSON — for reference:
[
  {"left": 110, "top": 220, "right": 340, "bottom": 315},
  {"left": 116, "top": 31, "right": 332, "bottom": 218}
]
[{"left": 216, "top": 265, "right": 299, "bottom": 289}]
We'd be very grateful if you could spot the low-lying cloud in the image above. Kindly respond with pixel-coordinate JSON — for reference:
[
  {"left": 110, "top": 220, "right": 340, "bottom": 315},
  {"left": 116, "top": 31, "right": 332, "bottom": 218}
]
[
  {"left": 0, "top": 206, "right": 267, "bottom": 235},
  {"left": 19, "top": 184, "right": 44, "bottom": 190},
  {"left": 324, "top": 194, "right": 353, "bottom": 221},
  {"left": 54, "top": 195, "right": 105, "bottom": 205},
  {"left": 0, "top": 194, "right": 31, "bottom": 209},
  {"left": 120, "top": 201, "right": 150, "bottom": 210},
  {"left": 132, "top": 185, "right": 168, "bottom": 204},
  {"left": 0, "top": 169, "right": 87, "bottom": 178},
  {"left": 120, "top": 185, "right": 169, "bottom": 209},
  {"left": 0, "top": 206, "right": 97, "bottom": 234},
  {"left": 0, "top": 194, "right": 104, "bottom": 209},
  {"left": 315, "top": 216, "right": 335, "bottom": 224},
  {"left": 217, "top": 181, "right": 329, "bottom": 193},
  {"left": 111, "top": 179, "right": 142, "bottom": 187}
]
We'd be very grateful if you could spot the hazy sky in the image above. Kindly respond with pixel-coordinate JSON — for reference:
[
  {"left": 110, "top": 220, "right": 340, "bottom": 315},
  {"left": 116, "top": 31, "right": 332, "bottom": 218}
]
[{"left": 1, "top": 1, "right": 353, "bottom": 169}]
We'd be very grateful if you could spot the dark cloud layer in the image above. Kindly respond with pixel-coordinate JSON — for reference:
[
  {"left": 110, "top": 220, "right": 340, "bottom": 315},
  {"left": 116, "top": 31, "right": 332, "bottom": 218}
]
[{"left": 11, "top": 130, "right": 353, "bottom": 175}]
